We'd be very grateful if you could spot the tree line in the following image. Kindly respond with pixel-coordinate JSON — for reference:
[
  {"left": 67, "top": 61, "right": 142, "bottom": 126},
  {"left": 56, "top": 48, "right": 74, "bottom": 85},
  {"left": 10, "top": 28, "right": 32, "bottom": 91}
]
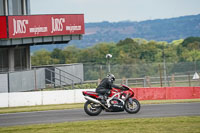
[{"left": 31, "top": 37, "right": 200, "bottom": 66}]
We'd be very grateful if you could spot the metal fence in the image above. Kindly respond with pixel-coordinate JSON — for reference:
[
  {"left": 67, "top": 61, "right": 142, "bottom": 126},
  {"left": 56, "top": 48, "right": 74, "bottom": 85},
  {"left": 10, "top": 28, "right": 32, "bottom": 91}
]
[
  {"left": 81, "top": 61, "right": 200, "bottom": 88},
  {"left": 1, "top": 61, "right": 200, "bottom": 92},
  {"left": 82, "top": 74, "right": 200, "bottom": 89},
  {"left": 83, "top": 61, "right": 200, "bottom": 80}
]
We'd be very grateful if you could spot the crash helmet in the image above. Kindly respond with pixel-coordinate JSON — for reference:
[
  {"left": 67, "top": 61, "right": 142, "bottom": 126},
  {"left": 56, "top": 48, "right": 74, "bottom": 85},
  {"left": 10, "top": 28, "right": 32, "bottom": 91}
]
[{"left": 107, "top": 73, "right": 115, "bottom": 81}]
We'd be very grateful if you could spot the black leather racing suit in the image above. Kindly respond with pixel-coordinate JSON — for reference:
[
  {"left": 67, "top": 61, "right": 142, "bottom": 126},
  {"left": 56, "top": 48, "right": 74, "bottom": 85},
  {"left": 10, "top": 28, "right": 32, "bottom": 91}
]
[{"left": 96, "top": 78, "right": 121, "bottom": 96}]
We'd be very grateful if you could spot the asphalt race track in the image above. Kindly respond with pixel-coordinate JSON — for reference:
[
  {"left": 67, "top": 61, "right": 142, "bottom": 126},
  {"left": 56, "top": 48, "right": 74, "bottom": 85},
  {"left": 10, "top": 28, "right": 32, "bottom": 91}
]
[{"left": 0, "top": 103, "right": 200, "bottom": 127}]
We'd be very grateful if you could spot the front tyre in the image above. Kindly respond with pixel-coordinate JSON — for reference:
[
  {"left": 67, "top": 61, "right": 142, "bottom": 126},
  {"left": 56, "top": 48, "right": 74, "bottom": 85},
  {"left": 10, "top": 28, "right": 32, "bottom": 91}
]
[
  {"left": 84, "top": 100, "right": 102, "bottom": 116},
  {"left": 124, "top": 98, "right": 140, "bottom": 114}
]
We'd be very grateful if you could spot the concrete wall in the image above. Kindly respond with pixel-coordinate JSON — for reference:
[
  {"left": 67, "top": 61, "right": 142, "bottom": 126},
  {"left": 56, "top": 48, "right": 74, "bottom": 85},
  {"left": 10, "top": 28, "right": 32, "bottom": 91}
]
[
  {"left": 9, "top": 68, "right": 45, "bottom": 92},
  {"left": 9, "top": 70, "right": 35, "bottom": 92},
  {"left": 55, "top": 64, "right": 84, "bottom": 85},
  {"left": 0, "top": 93, "right": 9, "bottom": 107},
  {"left": 0, "top": 74, "right": 8, "bottom": 93},
  {"left": 0, "top": 87, "right": 200, "bottom": 108},
  {"left": 0, "top": 89, "right": 94, "bottom": 107},
  {"left": 0, "top": 68, "right": 45, "bottom": 93}
]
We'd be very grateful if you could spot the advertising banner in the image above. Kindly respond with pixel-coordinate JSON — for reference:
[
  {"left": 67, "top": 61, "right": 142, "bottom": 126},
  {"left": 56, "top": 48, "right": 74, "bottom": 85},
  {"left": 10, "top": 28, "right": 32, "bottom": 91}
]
[
  {"left": 7, "top": 14, "right": 85, "bottom": 38},
  {"left": 0, "top": 16, "right": 7, "bottom": 39}
]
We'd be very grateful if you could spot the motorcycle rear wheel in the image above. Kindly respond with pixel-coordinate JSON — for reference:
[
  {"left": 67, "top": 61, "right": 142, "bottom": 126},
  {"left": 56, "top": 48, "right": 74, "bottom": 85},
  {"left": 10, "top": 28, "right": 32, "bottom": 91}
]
[
  {"left": 84, "top": 100, "right": 102, "bottom": 116},
  {"left": 124, "top": 98, "right": 140, "bottom": 114}
]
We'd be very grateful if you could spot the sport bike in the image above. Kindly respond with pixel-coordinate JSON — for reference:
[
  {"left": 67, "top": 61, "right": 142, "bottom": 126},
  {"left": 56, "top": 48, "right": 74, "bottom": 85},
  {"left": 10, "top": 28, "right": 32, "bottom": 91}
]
[{"left": 82, "top": 84, "right": 140, "bottom": 116}]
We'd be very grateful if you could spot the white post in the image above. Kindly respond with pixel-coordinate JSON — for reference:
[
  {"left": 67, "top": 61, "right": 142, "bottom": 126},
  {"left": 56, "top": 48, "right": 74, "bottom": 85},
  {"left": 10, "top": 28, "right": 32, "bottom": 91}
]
[{"left": 106, "top": 54, "right": 112, "bottom": 73}]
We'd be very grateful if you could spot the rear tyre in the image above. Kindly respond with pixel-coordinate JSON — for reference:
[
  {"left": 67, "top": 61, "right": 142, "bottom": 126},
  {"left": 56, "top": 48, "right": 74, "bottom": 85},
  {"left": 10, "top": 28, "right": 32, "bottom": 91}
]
[
  {"left": 84, "top": 100, "right": 102, "bottom": 116},
  {"left": 124, "top": 98, "right": 140, "bottom": 114}
]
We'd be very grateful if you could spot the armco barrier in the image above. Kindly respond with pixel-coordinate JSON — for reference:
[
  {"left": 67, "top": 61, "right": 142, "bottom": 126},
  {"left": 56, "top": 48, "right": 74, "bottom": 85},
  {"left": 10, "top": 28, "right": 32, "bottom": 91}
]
[{"left": 133, "top": 87, "right": 200, "bottom": 100}]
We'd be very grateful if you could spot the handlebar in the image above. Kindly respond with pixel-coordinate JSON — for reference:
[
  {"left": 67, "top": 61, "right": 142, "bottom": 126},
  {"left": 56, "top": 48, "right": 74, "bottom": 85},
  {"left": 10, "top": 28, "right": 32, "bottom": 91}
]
[{"left": 121, "top": 86, "right": 129, "bottom": 91}]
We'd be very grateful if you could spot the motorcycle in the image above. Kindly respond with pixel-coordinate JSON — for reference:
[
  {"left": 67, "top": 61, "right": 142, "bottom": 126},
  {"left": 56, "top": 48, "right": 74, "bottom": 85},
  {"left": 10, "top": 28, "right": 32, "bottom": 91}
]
[{"left": 82, "top": 84, "right": 140, "bottom": 116}]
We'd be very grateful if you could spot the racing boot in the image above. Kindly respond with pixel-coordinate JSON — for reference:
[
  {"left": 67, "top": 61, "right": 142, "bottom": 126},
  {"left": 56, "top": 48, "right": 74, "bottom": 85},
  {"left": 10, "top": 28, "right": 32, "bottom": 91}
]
[{"left": 99, "top": 95, "right": 107, "bottom": 104}]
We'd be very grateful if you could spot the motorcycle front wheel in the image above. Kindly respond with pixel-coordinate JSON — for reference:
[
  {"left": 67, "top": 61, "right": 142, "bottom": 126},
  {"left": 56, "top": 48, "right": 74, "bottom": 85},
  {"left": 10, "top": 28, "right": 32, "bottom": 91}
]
[
  {"left": 84, "top": 100, "right": 102, "bottom": 116},
  {"left": 124, "top": 98, "right": 140, "bottom": 114}
]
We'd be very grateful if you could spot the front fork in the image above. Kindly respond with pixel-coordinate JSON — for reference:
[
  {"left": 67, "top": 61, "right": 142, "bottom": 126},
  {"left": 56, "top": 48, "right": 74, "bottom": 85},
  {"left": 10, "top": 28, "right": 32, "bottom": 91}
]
[
  {"left": 123, "top": 93, "right": 134, "bottom": 105},
  {"left": 128, "top": 97, "right": 133, "bottom": 105}
]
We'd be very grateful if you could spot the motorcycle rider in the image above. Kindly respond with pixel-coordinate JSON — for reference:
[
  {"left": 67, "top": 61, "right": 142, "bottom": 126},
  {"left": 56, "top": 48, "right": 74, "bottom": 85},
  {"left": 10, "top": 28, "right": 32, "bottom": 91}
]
[{"left": 96, "top": 73, "right": 122, "bottom": 104}]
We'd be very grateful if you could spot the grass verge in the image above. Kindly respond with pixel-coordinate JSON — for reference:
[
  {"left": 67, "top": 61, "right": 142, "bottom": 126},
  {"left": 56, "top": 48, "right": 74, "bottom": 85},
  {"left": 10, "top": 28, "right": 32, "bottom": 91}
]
[
  {"left": 0, "top": 116, "right": 200, "bottom": 133},
  {"left": 0, "top": 99, "right": 200, "bottom": 114},
  {"left": 0, "top": 103, "right": 83, "bottom": 114}
]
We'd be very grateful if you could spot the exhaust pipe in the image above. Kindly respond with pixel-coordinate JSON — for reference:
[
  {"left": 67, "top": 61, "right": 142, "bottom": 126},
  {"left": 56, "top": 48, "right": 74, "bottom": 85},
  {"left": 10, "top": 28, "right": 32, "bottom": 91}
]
[
  {"left": 84, "top": 96, "right": 111, "bottom": 111},
  {"left": 84, "top": 96, "right": 101, "bottom": 104}
]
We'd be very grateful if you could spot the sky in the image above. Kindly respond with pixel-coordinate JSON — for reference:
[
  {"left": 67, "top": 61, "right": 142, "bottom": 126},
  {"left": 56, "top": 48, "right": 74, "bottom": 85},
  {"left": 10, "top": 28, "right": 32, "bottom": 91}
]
[{"left": 30, "top": 0, "right": 200, "bottom": 23}]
